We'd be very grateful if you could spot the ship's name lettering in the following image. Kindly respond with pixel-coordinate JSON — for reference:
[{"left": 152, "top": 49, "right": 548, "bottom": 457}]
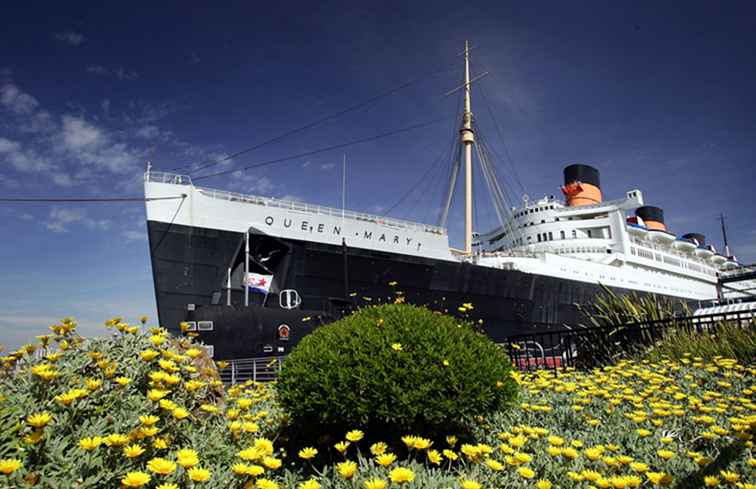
[{"left": 264, "top": 216, "right": 422, "bottom": 250}]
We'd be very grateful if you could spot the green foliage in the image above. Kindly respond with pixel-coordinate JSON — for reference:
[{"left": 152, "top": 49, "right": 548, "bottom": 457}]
[
  {"left": 578, "top": 285, "right": 687, "bottom": 328},
  {"left": 641, "top": 320, "right": 756, "bottom": 364},
  {"left": 277, "top": 304, "right": 518, "bottom": 440}
]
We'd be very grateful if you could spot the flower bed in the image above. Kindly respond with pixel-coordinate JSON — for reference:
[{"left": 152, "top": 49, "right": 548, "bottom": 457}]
[{"left": 0, "top": 317, "right": 754, "bottom": 488}]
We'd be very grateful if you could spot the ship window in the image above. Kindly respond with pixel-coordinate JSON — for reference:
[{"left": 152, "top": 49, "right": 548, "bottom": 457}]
[
  {"left": 537, "top": 234, "right": 542, "bottom": 242},
  {"left": 541, "top": 219, "right": 545, "bottom": 224},
  {"left": 555, "top": 217, "right": 560, "bottom": 221},
  {"left": 527, "top": 236, "right": 532, "bottom": 242},
  {"left": 587, "top": 230, "right": 592, "bottom": 238},
  {"left": 572, "top": 230, "right": 577, "bottom": 238},
  {"left": 548, "top": 232, "right": 553, "bottom": 240},
  {"left": 560, "top": 230, "right": 565, "bottom": 240}
]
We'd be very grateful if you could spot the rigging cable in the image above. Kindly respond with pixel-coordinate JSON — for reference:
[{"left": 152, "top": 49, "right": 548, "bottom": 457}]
[
  {"left": 173, "top": 68, "right": 456, "bottom": 174},
  {"left": 0, "top": 196, "right": 186, "bottom": 203},
  {"left": 192, "top": 114, "right": 454, "bottom": 182}
]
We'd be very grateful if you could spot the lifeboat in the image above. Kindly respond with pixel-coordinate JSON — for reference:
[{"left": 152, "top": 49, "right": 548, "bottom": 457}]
[
  {"left": 648, "top": 229, "right": 676, "bottom": 243},
  {"left": 710, "top": 254, "right": 727, "bottom": 265},
  {"left": 722, "top": 259, "right": 739, "bottom": 270},
  {"left": 627, "top": 223, "right": 648, "bottom": 236},
  {"left": 672, "top": 238, "right": 697, "bottom": 252},
  {"left": 695, "top": 246, "right": 714, "bottom": 259}
]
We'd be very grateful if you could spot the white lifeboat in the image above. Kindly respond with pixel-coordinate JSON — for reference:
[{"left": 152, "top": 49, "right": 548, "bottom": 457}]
[
  {"left": 648, "top": 229, "right": 676, "bottom": 243},
  {"left": 695, "top": 246, "right": 714, "bottom": 259},
  {"left": 627, "top": 224, "right": 648, "bottom": 236},
  {"left": 722, "top": 259, "right": 739, "bottom": 270},
  {"left": 673, "top": 238, "right": 697, "bottom": 252},
  {"left": 710, "top": 254, "right": 727, "bottom": 265}
]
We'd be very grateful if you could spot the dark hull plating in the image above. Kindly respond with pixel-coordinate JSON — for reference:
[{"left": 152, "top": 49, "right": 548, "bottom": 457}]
[{"left": 147, "top": 220, "right": 681, "bottom": 359}]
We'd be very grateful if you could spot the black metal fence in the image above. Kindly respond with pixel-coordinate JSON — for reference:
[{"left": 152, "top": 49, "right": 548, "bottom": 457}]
[{"left": 503, "top": 310, "right": 754, "bottom": 372}]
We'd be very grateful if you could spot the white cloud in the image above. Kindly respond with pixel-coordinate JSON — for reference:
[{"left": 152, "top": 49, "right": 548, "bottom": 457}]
[
  {"left": 45, "top": 207, "right": 111, "bottom": 233},
  {"left": 52, "top": 173, "right": 74, "bottom": 187},
  {"left": 0, "top": 83, "right": 39, "bottom": 114},
  {"left": 122, "top": 230, "right": 147, "bottom": 241},
  {"left": 320, "top": 162, "right": 336, "bottom": 170},
  {"left": 0, "top": 137, "right": 52, "bottom": 172},
  {"left": 61, "top": 115, "right": 106, "bottom": 150},
  {"left": 87, "top": 65, "right": 138, "bottom": 81},
  {"left": 53, "top": 31, "right": 86, "bottom": 46},
  {"left": 135, "top": 125, "right": 160, "bottom": 139}
]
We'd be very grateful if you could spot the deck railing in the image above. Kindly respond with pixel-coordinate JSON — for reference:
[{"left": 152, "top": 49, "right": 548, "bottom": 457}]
[
  {"left": 218, "top": 356, "right": 284, "bottom": 385},
  {"left": 504, "top": 311, "right": 755, "bottom": 372}
]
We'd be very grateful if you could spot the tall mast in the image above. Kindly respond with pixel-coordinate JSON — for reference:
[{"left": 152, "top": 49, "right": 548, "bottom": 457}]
[
  {"left": 461, "top": 40, "right": 475, "bottom": 254},
  {"left": 720, "top": 212, "right": 732, "bottom": 257}
]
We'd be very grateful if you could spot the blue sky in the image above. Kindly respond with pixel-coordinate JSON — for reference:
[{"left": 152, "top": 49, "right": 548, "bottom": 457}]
[{"left": 1, "top": 1, "right": 755, "bottom": 349}]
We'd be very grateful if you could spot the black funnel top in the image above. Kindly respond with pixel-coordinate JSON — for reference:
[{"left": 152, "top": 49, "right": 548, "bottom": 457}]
[
  {"left": 636, "top": 206, "right": 664, "bottom": 224},
  {"left": 564, "top": 164, "right": 600, "bottom": 188}
]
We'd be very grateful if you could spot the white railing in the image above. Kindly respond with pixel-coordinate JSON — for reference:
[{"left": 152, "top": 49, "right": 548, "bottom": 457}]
[
  {"left": 195, "top": 187, "right": 446, "bottom": 235},
  {"left": 145, "top": 170, "right": 446, "bottom": 235},
  {"left": 218, "top": 356, "right": 284, "bottom": 385}
]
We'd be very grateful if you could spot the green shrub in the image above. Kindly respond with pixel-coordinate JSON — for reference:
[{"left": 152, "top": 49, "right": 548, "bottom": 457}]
[
  {"left": 641, "top": 319, "right": 756, "bottom": 363},
  {"left": 277, "top": 303, "right": 518, "bottom": 441}
]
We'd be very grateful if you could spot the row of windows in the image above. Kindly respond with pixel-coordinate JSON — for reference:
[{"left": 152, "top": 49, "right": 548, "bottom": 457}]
[
  {"left": 630, "top": 247, "right": 716, "bottom": 276},
  {"left": 514, "top": 205, "right": 557, "bottom": 218}
]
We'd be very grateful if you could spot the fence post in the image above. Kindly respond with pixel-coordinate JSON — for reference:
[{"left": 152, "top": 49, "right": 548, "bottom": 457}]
[
  {"left": 231, "top": 362, "right": 236, "bottom": 385},
  {"left": 253, "top": 360, "right": 257, "bottom": 383}
]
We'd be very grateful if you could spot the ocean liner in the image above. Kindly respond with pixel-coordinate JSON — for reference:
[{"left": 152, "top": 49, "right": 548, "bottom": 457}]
[{"left": 144, "top": 43, "right": 742, "bottom": 359}]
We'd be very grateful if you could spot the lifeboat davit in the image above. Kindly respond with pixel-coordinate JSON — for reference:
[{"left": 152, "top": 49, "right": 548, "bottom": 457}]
[{"left": 673, "top": 238, "right": 697, "bottom": 252}]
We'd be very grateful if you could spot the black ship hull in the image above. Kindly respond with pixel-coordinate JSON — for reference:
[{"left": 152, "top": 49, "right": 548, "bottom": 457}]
[{"left": 147, "top": 220, "right": 684, "bottom": 359}]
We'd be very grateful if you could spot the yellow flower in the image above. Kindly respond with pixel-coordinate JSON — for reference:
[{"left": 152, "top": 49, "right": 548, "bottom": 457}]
[
  {"left": 298, "top": 480, "right": 320, "bottom": 489},
  {"left": 121, "top": 471, "right": 151, "bottom": 488},
  {"left": 637, "top": 429, "right": 652, "bottom": 437},
  {"left": 79, "top": 436, "right": 103, "bottom": 451},
  {"left": 535, "top": 480, "right": 553, "bottom": 489},
  {"left": 147, "top": 457, "right": 176, "bottom": 475},
  {"left": 298, "top": 447, "right": 318, "bottom": 460},
  {"left": 187, "top": 467, "right": 211, "bottom": 482},
  {"left": 428, "top": 449, "right": 442, "bottom": 465},
  {"left": 517, "top": 467, "right": 535, "bottom": 479},
  {"left": 105, "top": 433, "right": 130, "bottom": 447},
  {"left": 147, "top": 389, "right": 169, "bottom": 401},
  {"left": 547, "top": 436, "right": 565, "bottom": 446},
  {"left": 115, "top": 376, "right": 132, "bottom": 386},
  {"left": 141, "top": 349, "right": 160, "bottom": 361},
  {"left": 334, "top": 441, "right": 350, "bottom": 454},
  {"left": 123, "top": 444, "right": 146, "bottom": 458},
  {"left": 630, "top": 462, "right": 649, "bottom": 473},
  {"left": 186, "top": 348, "right": 202, "bottom": 358},
  {"left": 657, "top": 449, "right": 675, "bottom": 460},
  {"left": 140, "top": 415, "right": 160, "bottom": 426},
  {"left": 156, "top": 484, "right": 179, "bottom": 489},
  {"left": 443, "top": 449, "right": 458, "bottom": 461},
  {"left": 391, "top": 343, "right": 403, "bottom": 351},
  {"left": 364, "top": 478, "right": 387, "bottom": 489},
  {"left": 256, "top": 479, "right": 279, "bottom": 489},
  {"left": 370, "top": 442, "right": 387, "bottom": 456},
  {"left": 0, "top": 459, "right": 23, "bottom": 475},
  {"left": 446, "top": 435, "right": 458, "bottom": 446},
  {"left": 27, "top": 412, "right": 53, "bottom": 428},
  {"left": 177, "top": 448, "right": 199, "bottom": 468},
  {"left": 336, "top": 460, "right": 357, "bottom": 479},
  {"left": 703, "top": 476, "right": 720, "bottom": 487},
  {"left": 376, "top": 453, "right": 397, "bottom": 467},
  {"left": 262, "top": 456, "right": 282, "bottom": 470},
  {"left": 460, "top": 480, "right": 481, "bottom": 489},
  {"left": 719, "top": 471, "right": 739, "bottom": 483},
  {"left": 388, "top": 467, "right": 415, "bottom": 484},
  {"left": 646, "top": 472, "right": 673, "bottom": 486},
  {"left": 172, "top": 407, "right": 190, "bottom": 420},
  {"left": 346, "top": 430, "right": 364, "bottom": 442}
]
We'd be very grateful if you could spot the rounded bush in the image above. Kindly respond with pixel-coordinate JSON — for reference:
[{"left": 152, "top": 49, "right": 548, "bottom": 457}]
[{"left": 277, "top": 304, "right": 518, "bottom": 439}]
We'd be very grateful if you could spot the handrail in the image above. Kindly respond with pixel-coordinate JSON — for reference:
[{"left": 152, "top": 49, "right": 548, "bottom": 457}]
[{"left": 145, "top": 170, "right": 446, "bottom": 235}]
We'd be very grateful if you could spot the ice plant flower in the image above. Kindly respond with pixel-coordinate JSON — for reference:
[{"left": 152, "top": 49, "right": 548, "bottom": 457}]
[
  {"left": 346, "top": 430, "right": 364, "bottom": 442},
  {"left": 176, "top": 448, "right": 199, "bottom": 468},
  {"left": 298, "top": 480, "right": 320, "bottom": 489},
  {"left": 79, "top": 436, "right": 103, "bottom": 451},
  {"left": 298, "top": 447, "right": 318, "bottom": 460},
  {"left": 364, "top": 479, "right": 387, "bottom": 489},
  {"left": 376, "top": 453, "right": 397, "bottom": 467},
  {"left": 337, "top": 460, "right": 357, "bottom": 479},
  {"left": 121, "top": 471, "right": 151, "bottom": 488},
  {"left": 147, "top": 457, "right": 177, "bottom": 475},
  {"left": 388, "top": 467, "right": 415, "bottom": 484},
  {"left": 187, "top": 467, "right": 211, "bottom": 482},
  {"left": 0, "top": 459, "right": 22, "bottom": 475},
  {"left": 26, "top": 412, "right": 53, "bottom": 428},
  {"left": 123, "top": 444, "right": 146, "bottom": 458}
]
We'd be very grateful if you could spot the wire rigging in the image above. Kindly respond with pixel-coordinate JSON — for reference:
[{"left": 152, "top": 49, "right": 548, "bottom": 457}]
[
  {"left": 173, "top": 67, "right": 456, "bottom": 175},
  {"left": 0, "top": 196, "right": 186, "bottom": 203},
  {"left": 191, "top": 114, "right": 454, "bottom": 182}
]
